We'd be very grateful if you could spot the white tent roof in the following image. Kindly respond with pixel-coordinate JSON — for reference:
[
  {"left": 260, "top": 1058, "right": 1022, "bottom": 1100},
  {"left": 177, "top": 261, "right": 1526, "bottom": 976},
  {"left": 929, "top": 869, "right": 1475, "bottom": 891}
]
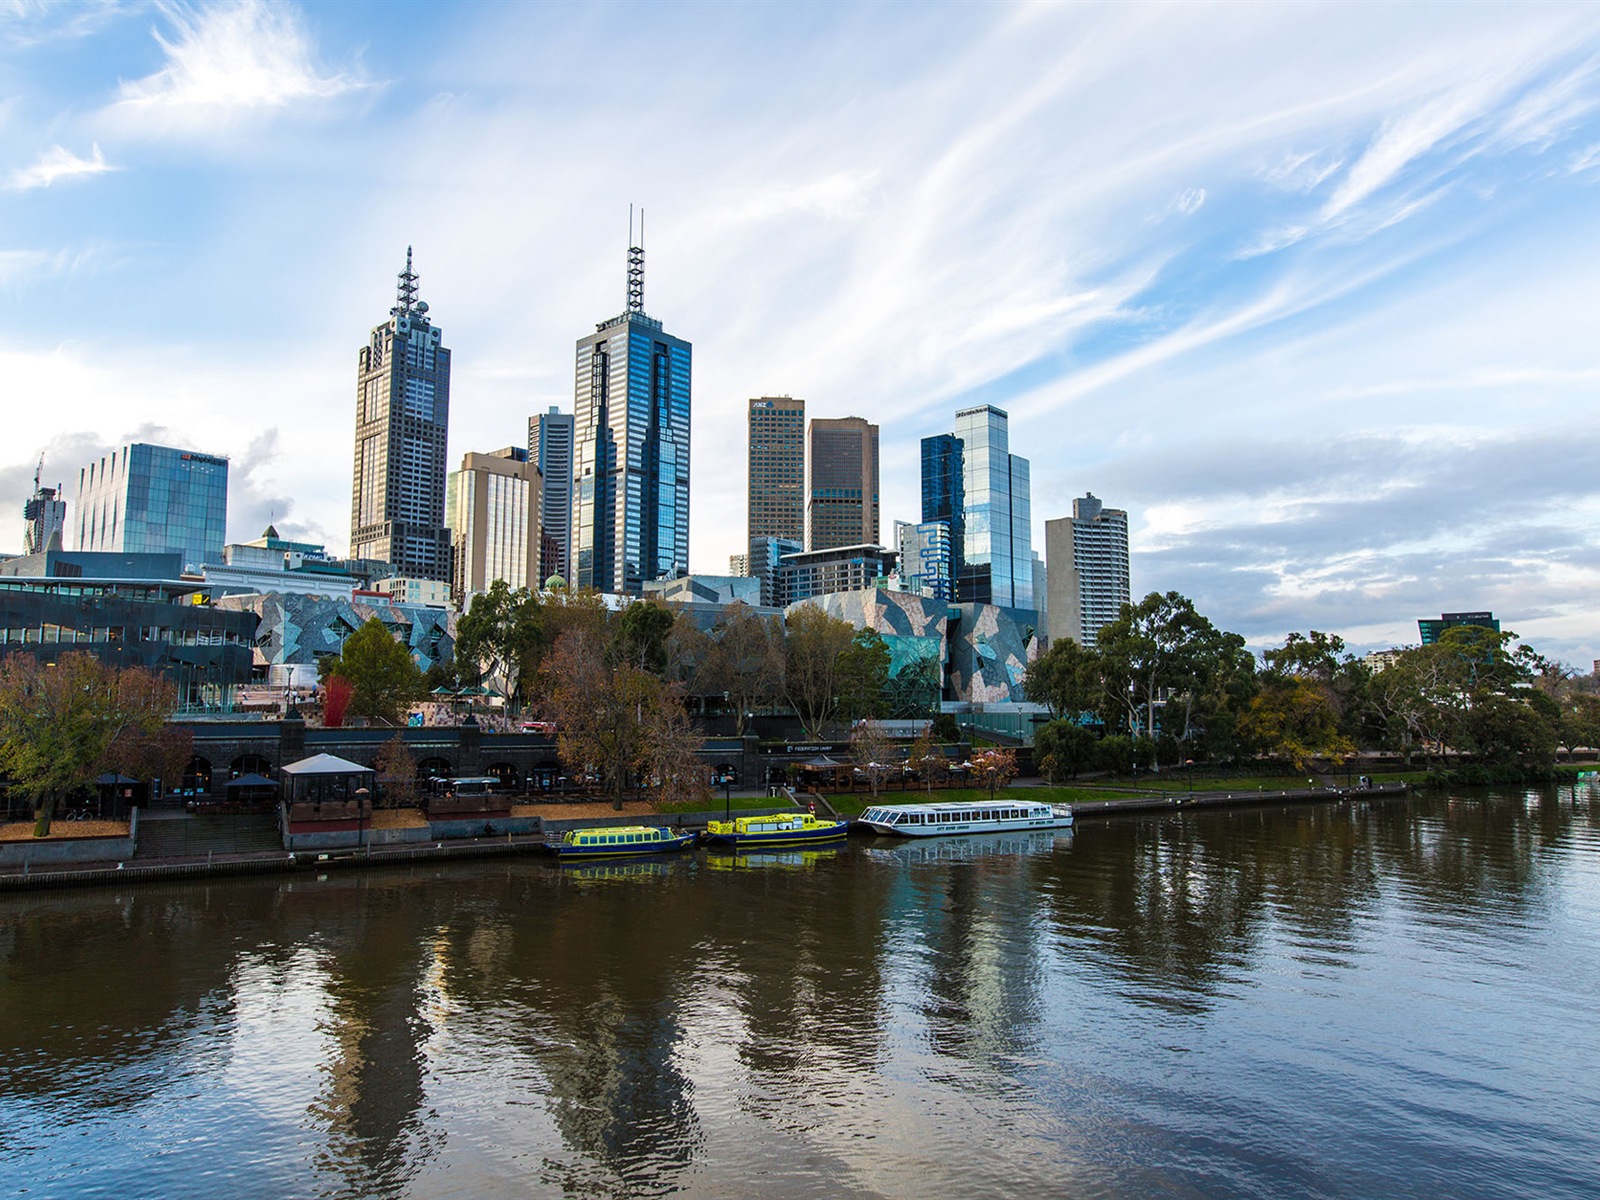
[{"left": 281, "top": 753, "right": 373, "bottom": 776}]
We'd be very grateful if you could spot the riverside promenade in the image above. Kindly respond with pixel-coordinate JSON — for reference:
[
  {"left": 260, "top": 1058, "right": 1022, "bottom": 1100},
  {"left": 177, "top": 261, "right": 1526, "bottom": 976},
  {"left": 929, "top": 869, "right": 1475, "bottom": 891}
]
[{"left": 0, "top": 782, "right": 1410, "bottom": 892}]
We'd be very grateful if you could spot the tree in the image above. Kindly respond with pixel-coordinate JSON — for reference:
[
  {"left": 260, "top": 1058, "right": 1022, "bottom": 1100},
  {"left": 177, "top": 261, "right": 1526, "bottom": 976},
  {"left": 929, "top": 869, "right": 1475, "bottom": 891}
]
[
  {"left": 849, "top": 722, "right": 897, "bottom": 797},
  {"left": 1034, "top": 719, "right": 1097, "bottom": 781},
  {"left": 698, "top": 603, "right": 783, "bottom": 734},
  {"left": 323, "top": 676, "right": 354, "bottom": 728},
  {"left": 782, "top": 606, "right": 857, "bottom": 737},
  {"left": 908, "top": 723, "right": 945, "bottom": 793},
  {"left": 1239, "top": 676, "right": 1354, "bottom": 770},
  {"left": 616, "top": 599, "right": 676, "bottom": 675},
  {"left": 543, "top": 628, "right": 661, "bottom": 810},
  {"left": 102, "top": 721, "right": 194, "bottom": 797},
  {"left": 453, "top": 582, "right": 547, "bottom": 709},
  {"left": 1024, "top": 638, "right": 1104, "bottom": 722},
  {"left": 326, "top": 617, "right": 425, "bottom": 725},
  {"left": 0, "top": 653, "right": 175, "bottom": 835},
  {"left": 971, "top": 747, "right": 1017, "bottom": 801},
  {"left": 373, "top": 735, "right": 417, "bottom": 808},
  {"left": 640, "top": 688, "right": 710, "bottom": 808},
  {"left": 837, "top": 628, "right": 892, "bottom": 724}
]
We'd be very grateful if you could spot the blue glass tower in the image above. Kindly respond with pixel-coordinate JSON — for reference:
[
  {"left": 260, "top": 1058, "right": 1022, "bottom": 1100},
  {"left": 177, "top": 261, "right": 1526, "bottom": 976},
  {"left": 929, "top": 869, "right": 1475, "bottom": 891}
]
[
  {"left": 953, "top": 405, "right": 1032, "bottom": 609},
  {"left": 920, "top": 434, "right": 964, "bottom": 580},
  {"left": 75, "top": 442, "right": 229, "bottom": 570},
  {"left": 573, "top": 222, "right": 691, "bottom": 595}
]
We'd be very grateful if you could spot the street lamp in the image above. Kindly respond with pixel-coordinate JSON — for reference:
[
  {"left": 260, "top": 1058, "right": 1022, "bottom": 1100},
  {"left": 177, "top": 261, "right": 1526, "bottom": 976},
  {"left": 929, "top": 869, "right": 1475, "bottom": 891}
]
[{"left": 1186, "top": 759, "right": 1194, "bottom": 793}]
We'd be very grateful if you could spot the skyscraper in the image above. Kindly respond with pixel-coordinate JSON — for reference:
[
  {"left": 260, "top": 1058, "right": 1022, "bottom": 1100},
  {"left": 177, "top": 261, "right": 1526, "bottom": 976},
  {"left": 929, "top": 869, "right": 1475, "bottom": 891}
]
[
  {"left": 447, "top": 447, "right": 542, "bottom": 603},
  {"left": 920, "top": 433, "right": 964, "bottom": 583},
  {"left": 22, "top": 459, "right": 67, "bottom": 555},
  {"left": 747, "top": 396, "right": 805, "bottom": 557},
  {"left": 573, "top": 220, "right": 691, "bottom": 595},
  {"left": 529, "top": 407, "right": 575, "bottom": 584},
  {"left": 806, "top": 416, "right": 879, "bottom": 552},
  {"left": 1045, "top": 493, "right": 1129, "bottom": 647},
  {"left": 895, "top": 519, "right": 953, "bottom": 600},
  {"left": 76, "top": 442, "right": 229, "bottom": 569},
  {"left": 952, "top": 405, "right": 1032, "bottom": 609},
  {"left": 350, "top": 248, "right": 452, "bottom": 582}
]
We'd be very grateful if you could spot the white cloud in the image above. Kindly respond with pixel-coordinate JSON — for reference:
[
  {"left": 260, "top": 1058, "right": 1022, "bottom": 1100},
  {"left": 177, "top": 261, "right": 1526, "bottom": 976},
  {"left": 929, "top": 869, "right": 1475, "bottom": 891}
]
[
  {"left": 109, "top": 0, "right": 365, "bottom": 127},
  {"left": 6, "top": 143, "right": 115, "bottom": 190},
  {"left": 1171, "top": 187, "right": 1206, "bottom": 215}
]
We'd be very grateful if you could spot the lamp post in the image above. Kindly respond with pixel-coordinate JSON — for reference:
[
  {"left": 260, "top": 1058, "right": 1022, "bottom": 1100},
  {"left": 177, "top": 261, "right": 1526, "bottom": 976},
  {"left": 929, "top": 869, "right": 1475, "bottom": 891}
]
[
  {"left": 356, "top": 786, "right": 369, "bottom": 854},
  {"left": 723, "top": 773, "right": 732, "bottom": 824},
  {"left": 1186, "top": 759, "right": 1194, "bottom": 794}
]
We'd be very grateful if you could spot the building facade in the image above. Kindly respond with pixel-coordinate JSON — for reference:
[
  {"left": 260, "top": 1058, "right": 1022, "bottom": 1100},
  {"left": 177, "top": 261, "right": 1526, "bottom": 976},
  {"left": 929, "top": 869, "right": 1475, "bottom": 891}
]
[
  {"left": 806, "top": 416, "right": 879, "bottom": 552},
  {"left": 75, "top": 442, "right": 229, "bottom": 570},
  {"left": 748, "top": 396, "right": 806, "bottom": 558},
  {"left": 895, "top": 519, "right": 953, "bottom": 600},
  {"left": 528, "top": 407, "right": 575, "bottom": 585},
  {"left": 775, "top": 543, "right": 895, "bottom": 607},
  {"left": 23, "top": 463, "right": 67, "bottom": 555},
  {"left": 1418, "top": 612, "right": 1500, "bottom": 645},
  {"left": 350, "top": 248, "right": 453, "bottom": 583},
  {"left": 1045, "top": 493, "right": 1130, "bottom": 648},
  {"left": 446, "top": 447, "right": 542, "bottom": 603},
  {"left": 920, "top": 433, "right": 964, "bottom": 585},
  {"left": 952, "top": 405, "right": 1031, "bottom": 609},
  {"left": 572, "top": 237, "right": 691, "bottom": 596}
]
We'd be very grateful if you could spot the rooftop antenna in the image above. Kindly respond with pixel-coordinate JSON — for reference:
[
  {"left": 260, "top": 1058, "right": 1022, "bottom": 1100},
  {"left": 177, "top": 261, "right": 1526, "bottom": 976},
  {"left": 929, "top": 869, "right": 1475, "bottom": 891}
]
[
  {"left": 627, "top": 205, "right": 645, "bottom": 313},
  {"left": 33, "top": 454, "right": 43, "bottom": 494},
  {"left": 393, "top": 245, "right": 419, "bottom": 317}
]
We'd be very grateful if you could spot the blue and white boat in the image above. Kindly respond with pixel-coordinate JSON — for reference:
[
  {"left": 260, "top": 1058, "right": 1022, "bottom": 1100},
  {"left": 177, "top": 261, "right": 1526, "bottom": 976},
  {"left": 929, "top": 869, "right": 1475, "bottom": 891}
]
[{"left": 856, "top": 799, "right": 1072, "bottom": 837}]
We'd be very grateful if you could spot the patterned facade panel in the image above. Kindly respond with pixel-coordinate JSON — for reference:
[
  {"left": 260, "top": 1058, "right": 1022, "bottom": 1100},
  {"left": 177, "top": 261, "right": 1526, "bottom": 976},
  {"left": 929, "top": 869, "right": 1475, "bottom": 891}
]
[
  {"left": 945, "top": 602, "right": 1042, "bottom": 705},
  {"left": 218, "top": 592, "right": 456, "bottom": 672}
]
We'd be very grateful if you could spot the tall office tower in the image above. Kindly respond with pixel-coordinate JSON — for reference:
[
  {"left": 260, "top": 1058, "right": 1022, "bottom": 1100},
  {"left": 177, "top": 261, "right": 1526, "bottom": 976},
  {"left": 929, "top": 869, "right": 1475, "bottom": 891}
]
[
  {"left": 920, "top": 433, "right": 965, "bottom": 585},
  {"left": 528, "top": 407, "right": 575, "bottom": 584},
  {"left": 806, "top": 416, "right": 878, "bottom": 551},
  {"left": 446, "top": 447, "right": 543, "bottom": 603},
  {"left": 748, "top": 396, "right": 805, "bottom": 560},
  {"left": 573, "top": 219, "right": 691, "bottom": 595},
  {"left": 747, "top": 534, "right": 801, "bottom": 607},
  {"left": 22, "top": 459, "right": 67, "bottom": 554},
  {"left": 952, "top": 404, "right": 1032, "bottom": 609},
  {"left": 351, "top": 248, "right": 453, "bottom": 582},
  {"left": 895, "top": 519, "right": 953, "bottom": 600},
  {"left": 1045, "top": 493, "right": 1129, "bottom": 648},
  {"left": 76, "top": 442, "right": 229, "bottom": 569}
]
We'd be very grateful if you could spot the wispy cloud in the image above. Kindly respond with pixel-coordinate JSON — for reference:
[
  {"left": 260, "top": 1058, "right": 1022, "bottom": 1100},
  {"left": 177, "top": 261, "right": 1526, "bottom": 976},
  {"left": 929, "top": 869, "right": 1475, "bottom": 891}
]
[
  {"left": 109, "top": 0, "right": 365, "bottom": 128},
  {"left": 6, "top": 143, "right": 115, "bottom": 191}
]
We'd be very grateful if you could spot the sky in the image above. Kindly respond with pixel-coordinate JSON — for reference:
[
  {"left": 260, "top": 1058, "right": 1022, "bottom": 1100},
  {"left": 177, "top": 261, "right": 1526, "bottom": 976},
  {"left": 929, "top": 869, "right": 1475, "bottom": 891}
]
[{"left": 2, "top": 0, "right": 1599, "bottom": 666}]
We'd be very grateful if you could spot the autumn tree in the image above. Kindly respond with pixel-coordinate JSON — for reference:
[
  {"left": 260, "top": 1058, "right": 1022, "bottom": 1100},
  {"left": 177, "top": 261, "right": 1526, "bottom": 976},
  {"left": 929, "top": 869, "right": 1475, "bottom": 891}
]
[
  {"left": 325, "top": 617, "right": 424, "bottom": 725},
  {"left": 849, "top": 722, "right": 897, "bottom": 797},
  {"left": 971, "top": 746, "right": 1018, "bottom": 801},
  {"left": 374, "top": 735, "right": 417, "bottom": 808},
  {"left": 640, "top": 688, "right": 711, "bottom": 808},
  {"left": 782, "top": 606, "right": 858, "bottom": 737},
  {"left": 0, "top": 653, "right": 175, "bottom": 835},
  {"left": 698, "top": 603, "right": 784, "bottom": 734}
]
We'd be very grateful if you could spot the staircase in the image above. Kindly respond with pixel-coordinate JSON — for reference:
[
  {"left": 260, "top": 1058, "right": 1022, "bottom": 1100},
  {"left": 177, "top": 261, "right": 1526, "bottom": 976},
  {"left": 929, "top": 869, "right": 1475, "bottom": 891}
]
[{"left": 135, "top": 813, "right": 282, "bottom": 860}]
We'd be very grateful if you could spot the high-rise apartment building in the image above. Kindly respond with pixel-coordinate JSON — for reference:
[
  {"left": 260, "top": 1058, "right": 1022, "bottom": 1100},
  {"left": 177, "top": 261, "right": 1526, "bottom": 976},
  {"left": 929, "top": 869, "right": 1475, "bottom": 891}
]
[
  {"left": 748, "top": 396, "right": 805, "bottom": 559},
  {"left": 806, "top": 416, "right": 878, "bottom": 552},
  {"left": 1045, "top": 493, "right": 1129, "bottom": 648},
  {"left": 446, "top": 447, "right": 542, "bottom": 603},
  {"left": 350, "top": 248, "right": 452, "bottom": 582},
  {"left": 76, "top": 442, "right": 229, "bottom": 569},
  {"left": 953, "top": 405, "right": 1032, "bottom": 609},
  {"left": 22, "top": 460, "right": 67, "bottom": 555},
  {"left": 528, "top": 407, "right": 575, "bottom": 584},
  {"left": 573, "top": 226, "right": 691, "bottom": 595}
]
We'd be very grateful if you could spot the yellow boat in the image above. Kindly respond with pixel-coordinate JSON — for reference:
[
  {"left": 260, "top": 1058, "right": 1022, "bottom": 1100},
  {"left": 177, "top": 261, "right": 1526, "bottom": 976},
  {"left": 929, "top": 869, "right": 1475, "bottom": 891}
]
[
  {"left": 543, "top": 825, "right": 695, "bottom": 860},
  {"left": 701, "top": 811, "right": 848, "bottom": 850}
]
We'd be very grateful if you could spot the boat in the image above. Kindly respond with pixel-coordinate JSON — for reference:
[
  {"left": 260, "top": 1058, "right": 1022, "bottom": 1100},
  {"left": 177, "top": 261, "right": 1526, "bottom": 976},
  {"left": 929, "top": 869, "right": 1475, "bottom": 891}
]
[
  {"left": 701, "top": 811, "right": 848, "bottom": 849},
  {"left": 855, "top": 799, "right": 1073, "bottom": 837},
  {"left": 542, "top": 825, "right": 696, "bottom": 860}
]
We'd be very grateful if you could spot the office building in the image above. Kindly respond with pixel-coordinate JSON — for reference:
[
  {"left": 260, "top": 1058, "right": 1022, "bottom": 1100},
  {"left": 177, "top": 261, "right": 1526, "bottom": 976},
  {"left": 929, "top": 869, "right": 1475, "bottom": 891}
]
[
  {"left": 1045, "top": 493, "right": 1130, "bottom": 648},
  {"left": 76, "top": 442, "right": 229, "bottom": 570},
  {"left": 23, "top": 460, "right": 67, "bottom": 555},
  {"left": 774, "top": 543, "right": 895, "bottom": 607},
  {"left": 747, "top": 534, "right": 802, "bottom": 608},
  {"left": 573, "top": 224, "right": 691, "bottom": 595},
  {"left": 806, "top": 416, "right": 878, "bottom": 552},
  {"left": 895, "top": 519, "right": 953, "bottom": 600},
  {"left": 446, "top": 447, "right": 542, "bottom": 602},
  {"left": 350, "top": 248, "right": 453, "bottom": 582},
  {"left": 952, "top": 405, "right": 1031, "bottom": 609},
  {"left": 528, "top": 407, "right": 575, "bottom": 584},
  {"left": 1419, "top": 612, "right": 1499, "bottom": 645},
  {"left": 920, "top": 433, "right": 964, "bottom": 584},
  {"left": 748, "top": 396, "right": 806, "bottom": 556}
]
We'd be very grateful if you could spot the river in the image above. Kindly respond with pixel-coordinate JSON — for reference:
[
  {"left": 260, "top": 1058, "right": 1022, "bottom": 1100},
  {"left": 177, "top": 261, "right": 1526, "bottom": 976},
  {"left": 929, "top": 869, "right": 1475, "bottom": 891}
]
[{"left": 2, "top": 786, "right": 1598, "bottom": 1199}]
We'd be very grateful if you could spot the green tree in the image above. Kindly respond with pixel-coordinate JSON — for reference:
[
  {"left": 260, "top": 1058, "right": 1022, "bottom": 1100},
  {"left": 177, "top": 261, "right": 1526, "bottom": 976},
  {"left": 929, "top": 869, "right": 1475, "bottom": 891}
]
[
  {"left": 782, "top": 606, "right": 858, "bottom": 737},
  {"left": 0, "top": 653, "right": 175, "bottom": 835},
  {"left": 326, "top": 617, "right": 425, "bottom": 726},
  {"left": 1034, "top": 719, "right": 1097, "bottom": 781},
  {"left": 837, "top": 628, "right": 892, "bottom": 723},
  {"left": 1024, "top": 638, "right": 1105, "bottom": 722},
  {"left": 453, "top": 581, "right": 547, "bottom": 709},
  {"left": 616, "top": 598, "right": 677, "bottom": 675}
]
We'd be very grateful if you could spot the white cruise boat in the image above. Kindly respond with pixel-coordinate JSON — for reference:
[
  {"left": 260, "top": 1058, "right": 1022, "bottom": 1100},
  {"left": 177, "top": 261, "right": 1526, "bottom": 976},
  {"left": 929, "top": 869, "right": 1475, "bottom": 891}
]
[{"left": 856, "top": 799, "right": 1073, "bottom": 837}]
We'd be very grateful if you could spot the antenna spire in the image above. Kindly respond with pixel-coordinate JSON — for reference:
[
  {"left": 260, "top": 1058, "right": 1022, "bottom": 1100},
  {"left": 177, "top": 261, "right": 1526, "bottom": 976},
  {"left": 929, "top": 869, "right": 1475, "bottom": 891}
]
[
  {"left": 627, "top": 206, "right": 645, "bottom": 313},
  {"left": 33, "top": 454, "right": 43, "bottom": 494},
  {"left": 393, "top": 245, "right": 420, "bottom": 317}
]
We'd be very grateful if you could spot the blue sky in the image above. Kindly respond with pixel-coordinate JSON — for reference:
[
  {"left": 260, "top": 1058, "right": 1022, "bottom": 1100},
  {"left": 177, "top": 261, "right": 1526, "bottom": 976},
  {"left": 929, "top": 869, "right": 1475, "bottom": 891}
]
[{"left": 3, "top": 0, "right": 1599, "bottom": 665}]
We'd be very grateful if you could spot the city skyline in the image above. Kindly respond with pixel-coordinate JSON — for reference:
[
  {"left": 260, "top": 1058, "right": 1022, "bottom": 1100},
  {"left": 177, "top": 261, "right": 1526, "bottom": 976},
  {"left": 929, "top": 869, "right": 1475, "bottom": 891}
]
[{"left": 3, "top": 2, "right": 1599, "bottom": 661}]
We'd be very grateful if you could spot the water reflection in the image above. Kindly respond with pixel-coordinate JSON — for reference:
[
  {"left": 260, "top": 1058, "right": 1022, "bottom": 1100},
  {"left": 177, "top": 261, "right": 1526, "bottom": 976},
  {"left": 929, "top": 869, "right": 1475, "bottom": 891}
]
[{"left": 0, "top": 788, "right": 1596, "bottom": 1198}]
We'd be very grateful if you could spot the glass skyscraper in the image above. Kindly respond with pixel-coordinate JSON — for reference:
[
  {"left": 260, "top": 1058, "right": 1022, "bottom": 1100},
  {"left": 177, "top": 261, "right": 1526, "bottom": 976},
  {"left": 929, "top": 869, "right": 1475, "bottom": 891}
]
[
  {"left": 75, "top": 442, "right": 229, "bottom": 570},
  {"left": 573, "top": 232, "right": 691, "bottom": 595},
  {"left": 529, "top": 407, "right": 575, "bottom": 584},
  {"left": 350, "top": 249, "right": 453, "bottom": 582},
  {"left": 954, "top": 405, "right": 1032, "bottom": 609},
  {"left": 920, "top": 433, "right": 964, "bottom": 583}
]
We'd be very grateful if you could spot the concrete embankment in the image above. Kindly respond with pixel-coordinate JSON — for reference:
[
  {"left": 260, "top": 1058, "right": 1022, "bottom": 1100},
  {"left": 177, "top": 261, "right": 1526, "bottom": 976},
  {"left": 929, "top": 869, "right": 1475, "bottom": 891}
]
[{"left": 1069, "top": 781, "right": 1409, "bottom": 817}]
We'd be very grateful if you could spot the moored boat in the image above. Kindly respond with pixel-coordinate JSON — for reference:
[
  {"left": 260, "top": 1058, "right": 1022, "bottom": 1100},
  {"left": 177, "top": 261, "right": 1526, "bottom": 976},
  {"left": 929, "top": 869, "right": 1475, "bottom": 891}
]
[
  {"left": 855, "top": 799, "right": 1072, "bottom": 837},
  {"left": 701, "top": 811, "right": 848, "bottom": 849},
  {"left": 542, "top": 825, "right": 695, "bottom": 860}
]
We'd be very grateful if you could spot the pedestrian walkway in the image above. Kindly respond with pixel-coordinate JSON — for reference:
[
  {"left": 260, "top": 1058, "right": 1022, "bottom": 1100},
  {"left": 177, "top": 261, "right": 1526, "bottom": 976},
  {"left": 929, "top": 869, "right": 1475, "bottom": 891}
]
[{"left": 134, "top": 813, "right": 281, "bottom": 860}]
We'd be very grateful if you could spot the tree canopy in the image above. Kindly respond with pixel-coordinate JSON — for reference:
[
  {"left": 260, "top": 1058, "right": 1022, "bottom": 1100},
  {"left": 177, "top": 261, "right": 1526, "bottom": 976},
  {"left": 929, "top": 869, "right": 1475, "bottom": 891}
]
[{"left": 325, "top": 617, "right": 424, "bottom": 726}]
